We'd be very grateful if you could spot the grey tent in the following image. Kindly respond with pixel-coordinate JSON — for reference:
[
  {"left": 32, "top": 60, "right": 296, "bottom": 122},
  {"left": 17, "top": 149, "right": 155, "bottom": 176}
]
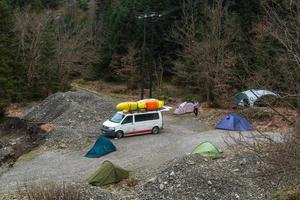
[
  {"left": 234, "top": 89, "right": 279, "bottom": 106},
  {"left": 174, "top": 102, "right": 195, "bottom": 115}
]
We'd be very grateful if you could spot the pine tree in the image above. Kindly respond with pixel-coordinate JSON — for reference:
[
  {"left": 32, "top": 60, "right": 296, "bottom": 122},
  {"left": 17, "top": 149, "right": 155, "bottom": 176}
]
[
  {"left": 38, "top": 21, "right": 59, "bottom": 97},
  {"left": 0, "top": 0, "right": 20, "bottom": 115}
]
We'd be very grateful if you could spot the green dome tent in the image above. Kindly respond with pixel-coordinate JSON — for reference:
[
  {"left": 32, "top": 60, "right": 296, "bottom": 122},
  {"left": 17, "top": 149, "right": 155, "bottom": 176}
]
[
  {"left": 191, "top": 142, "right": 222, "bottom": 159},
  {"left": 88, "top": 160, "right": 129, "bottom": 186}
]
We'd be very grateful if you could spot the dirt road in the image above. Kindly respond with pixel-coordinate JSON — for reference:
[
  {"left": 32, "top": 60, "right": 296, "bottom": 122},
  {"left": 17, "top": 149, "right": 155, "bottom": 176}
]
[{"left": 0, "top": 112, "right": 278, "bottom": 196}]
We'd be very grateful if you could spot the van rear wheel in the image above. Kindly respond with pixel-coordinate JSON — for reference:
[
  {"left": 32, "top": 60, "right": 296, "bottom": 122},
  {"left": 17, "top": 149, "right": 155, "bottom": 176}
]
[
  {"left": 115, "top": 131, "right": 124, "bottom": 139},
  {"left": 152, "top": 126, "right": 160, "bottom": 134}
]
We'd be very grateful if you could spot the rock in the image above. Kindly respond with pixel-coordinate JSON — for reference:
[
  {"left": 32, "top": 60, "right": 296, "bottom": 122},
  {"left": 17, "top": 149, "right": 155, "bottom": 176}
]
[
  {"left": 240, "top": 158, "right": 247, "bottom": 165},
  {"left": 170, "top": 171, "right": 175, "bottom": 176},
  {"left": 159, "top": 184, "right": 164, "bottom": 190},
  {"left": 59, "top": 143, "right": 67, "bottom": 148},
  {"left": 157, "top": 177, "right": 163, "bottom": 183},
  {"left": 148, "top": 177, "right": 157, "bottom": 183},
  {"left": 207, "top": 180, "right": 212, "bottom": 185},
  {"left": 186, "top": 160, "right": 196, "bottom": 165}
]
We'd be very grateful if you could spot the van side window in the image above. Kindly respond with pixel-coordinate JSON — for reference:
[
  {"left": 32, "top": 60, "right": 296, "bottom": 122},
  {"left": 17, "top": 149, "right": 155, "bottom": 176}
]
[
  {"left": 122, "top": 116, "right": 133, "bottom": 124},
  {"left": 152, "top": 113, "right": 159, "bottom": 120},
  {"left": 135, "top": 113, "right": 159, "bottom": 122}
]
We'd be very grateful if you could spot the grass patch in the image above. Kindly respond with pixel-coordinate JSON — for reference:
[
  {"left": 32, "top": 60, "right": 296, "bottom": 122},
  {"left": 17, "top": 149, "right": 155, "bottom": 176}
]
[
  {"left": 18, "top": 148, "right": 42, "bottom": 161},
  {"left": 270, "top": 183, "right": 300, "bottom": 200},
  {"left": 21, "top": 182, "right": 83, "bottom": 200}
]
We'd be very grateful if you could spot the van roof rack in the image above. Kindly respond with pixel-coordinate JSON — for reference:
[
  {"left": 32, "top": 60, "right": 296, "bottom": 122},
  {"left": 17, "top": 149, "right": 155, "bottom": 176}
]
[{"left": 120, "top": 109, "right": 161, "bottom": 114}]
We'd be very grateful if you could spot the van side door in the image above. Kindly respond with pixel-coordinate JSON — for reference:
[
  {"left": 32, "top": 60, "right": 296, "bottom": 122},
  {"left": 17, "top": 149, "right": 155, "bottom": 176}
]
[
  {"left": 120, "top": 115, "right": 134, "bottom": 136},
  {"left": 134, "top": 113, "right": 160, "bottom": 134}
]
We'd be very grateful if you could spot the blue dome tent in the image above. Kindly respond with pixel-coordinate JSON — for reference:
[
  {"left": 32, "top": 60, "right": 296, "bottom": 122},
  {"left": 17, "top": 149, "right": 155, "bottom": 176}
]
[
  {"left": 215, "top": 113, "right": 254, "bottom": 131},
  {"left": 85, "top": 136, "right": 116, "bottom": 158}
]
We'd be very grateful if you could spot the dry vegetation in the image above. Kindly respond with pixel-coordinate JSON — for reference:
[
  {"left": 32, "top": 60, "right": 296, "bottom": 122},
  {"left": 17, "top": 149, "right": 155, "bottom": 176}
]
[
  {"left": 72, "top": 79, "right": 139, "bottom": 100},
  {"left": 20, "top": 182, "right": 82, "bottom": 200},
  {"left": 271, "top": 183, "right": 300, "bottom": 200},
  {"left": 198, "top": 104, "right": 297, "bottom": 133}
]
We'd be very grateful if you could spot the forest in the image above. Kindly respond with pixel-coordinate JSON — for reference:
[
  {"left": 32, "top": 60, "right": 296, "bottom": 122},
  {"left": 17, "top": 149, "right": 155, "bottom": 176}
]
[{"left": 0, "top": 0, "right": 299, "bottom": 115}]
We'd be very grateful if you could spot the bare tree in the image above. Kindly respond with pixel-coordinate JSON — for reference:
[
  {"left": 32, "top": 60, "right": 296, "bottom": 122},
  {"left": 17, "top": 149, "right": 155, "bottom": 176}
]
[
  {"left": 14, "top": 4, "right": 97, "bottom": 93},
  {"left": 251, "top": 0, "right": 300, "bottom": 96},
  {"left": 172, "top": 0, "right": 237, "bottom": 102},
  {"left": 262, "top": 0, "right": 300, "bottom": 69},
  {"left": 56, "top": 4, "right": 97, "bottom": 88},
  {"left": 15, "top": 8, "right": 50, "bottom": 86},
  {"left": 110, "top": 44, "right": 140, "bottom": 89},
  {"left": 153, "top": 56, "right": 164, "bottom": 94},
  {"left": 226, "top": 0, "right": 300, "bottom": 178}
]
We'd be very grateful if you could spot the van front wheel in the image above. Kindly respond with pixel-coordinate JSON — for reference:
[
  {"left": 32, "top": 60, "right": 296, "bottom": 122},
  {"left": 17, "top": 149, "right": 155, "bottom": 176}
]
[
  {"left": 152, "top": 126, "right": 160, "bottom": 134},
  {"left": 115, "top": 131, "right": 124, "bottom": 139}
]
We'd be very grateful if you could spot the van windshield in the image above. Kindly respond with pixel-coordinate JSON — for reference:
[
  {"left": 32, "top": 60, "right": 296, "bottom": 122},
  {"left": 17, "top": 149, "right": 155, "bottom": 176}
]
[{"left": 110, "top": 113, "right": 124, "bottom": 123}]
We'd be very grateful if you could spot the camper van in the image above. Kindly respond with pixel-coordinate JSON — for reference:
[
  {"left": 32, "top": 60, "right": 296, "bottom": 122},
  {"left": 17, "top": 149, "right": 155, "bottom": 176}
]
[{"left": 101, "top": 111, "right": 163, "bottom": 138}]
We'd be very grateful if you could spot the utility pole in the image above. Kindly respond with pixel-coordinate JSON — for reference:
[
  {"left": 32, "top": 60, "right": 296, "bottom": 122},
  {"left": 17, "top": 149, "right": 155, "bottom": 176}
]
[
  {"left": 149, "top": 20, "right": 154, "bottom": 98},
  {"left": 140, "top": 17, "right": 146, "bottom": 100},
  {"left": 137, "top": 13, "right": 160, "bottom": 99},
  {"left": 136, "top": 1, "right": 202, "bottom": 99}
]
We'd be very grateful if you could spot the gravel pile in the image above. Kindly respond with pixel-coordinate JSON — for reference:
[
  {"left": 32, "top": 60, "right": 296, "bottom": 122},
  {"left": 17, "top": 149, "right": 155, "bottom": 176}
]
[
  {"left": 138, "top": 153, "right": 293, "bottom": 200},
  {"left": 22, "top": 91, "right": 117, "bottom": 148}
]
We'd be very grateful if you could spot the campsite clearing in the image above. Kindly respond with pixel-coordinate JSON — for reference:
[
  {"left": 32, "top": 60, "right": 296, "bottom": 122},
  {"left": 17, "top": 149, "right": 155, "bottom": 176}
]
[{"left": 0, "top": 90, "right": 288, "bottom": 199}]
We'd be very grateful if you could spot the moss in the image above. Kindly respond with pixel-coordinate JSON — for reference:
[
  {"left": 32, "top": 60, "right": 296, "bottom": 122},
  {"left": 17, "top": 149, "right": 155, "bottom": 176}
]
[
  {"left": 270, "top": 183, "right": 300, "bottom": 200},
  {"left": 19, "top": 148, "right": 42, "bottom": 161}
]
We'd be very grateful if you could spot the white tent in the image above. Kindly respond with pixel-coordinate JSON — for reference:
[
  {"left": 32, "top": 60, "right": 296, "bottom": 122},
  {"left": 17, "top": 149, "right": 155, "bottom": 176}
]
[{"left": 174, "top": 102, "right": 195, "bottom": 115}]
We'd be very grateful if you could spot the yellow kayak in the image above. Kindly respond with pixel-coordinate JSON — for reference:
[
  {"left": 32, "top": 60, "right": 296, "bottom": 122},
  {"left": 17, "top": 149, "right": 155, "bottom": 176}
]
[
  {"left": 116, "top": 102, "right": 138, "bottom": 112},
  {"left": 116, "top": 99, "right": 164, "bottom": 112},
  {"left": 137, "top": 99, "right": 164, "bottom": 110}
]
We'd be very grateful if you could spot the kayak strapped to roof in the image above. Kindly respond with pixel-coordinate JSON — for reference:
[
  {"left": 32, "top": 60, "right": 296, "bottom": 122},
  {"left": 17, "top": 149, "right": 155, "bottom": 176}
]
[{"left": 116, "top": 99, "right": 164, "bottom": 112}]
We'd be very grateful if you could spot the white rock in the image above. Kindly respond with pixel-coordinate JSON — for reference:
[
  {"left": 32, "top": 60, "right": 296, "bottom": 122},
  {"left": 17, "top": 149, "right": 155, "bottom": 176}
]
[
  {"left": 159, "top": 183, "right": 164, "bottom": 190},
  {"left": 157, "top": 177, "right": 163, "bottom": 183},
  {"left": 148, "top": 177, "right": 157, "bottom": 183}
]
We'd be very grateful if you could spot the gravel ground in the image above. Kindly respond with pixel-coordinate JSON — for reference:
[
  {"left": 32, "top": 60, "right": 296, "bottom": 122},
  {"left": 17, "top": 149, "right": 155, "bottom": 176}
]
[
  {"left": 0, "top": 115, "right": 280, "bottom": 199},
  {"left": 0, "top": 90, "right": 286, "bottom": 199},
  {"left": 137, "top": 153, "right": 293, "bottom": 200}
]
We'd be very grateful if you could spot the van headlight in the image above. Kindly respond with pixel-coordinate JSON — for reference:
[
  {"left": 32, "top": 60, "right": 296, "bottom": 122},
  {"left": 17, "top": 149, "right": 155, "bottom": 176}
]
[{"left": 108, "top": 127, "right": 115, "bottom": 131}]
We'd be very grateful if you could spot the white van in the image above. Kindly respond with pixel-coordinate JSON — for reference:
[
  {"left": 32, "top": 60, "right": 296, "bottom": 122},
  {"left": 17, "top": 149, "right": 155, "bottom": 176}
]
[{"left": 101, "top": 111, "right": 163, "bottom": 138}]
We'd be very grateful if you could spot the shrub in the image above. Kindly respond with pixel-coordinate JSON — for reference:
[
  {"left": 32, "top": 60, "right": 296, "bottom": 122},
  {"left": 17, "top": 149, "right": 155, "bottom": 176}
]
[
  {"left": 122, "top": 177, "right": 139, "bottom": 187},
  {"left": 271, "top": 183, "right": 300, "bottom": 200},
  {"left": 22, "top": 182, "right": 83, "bottom": 200},
  {"left": 230, "top": 114, "right": 300, "bottom": 177}
]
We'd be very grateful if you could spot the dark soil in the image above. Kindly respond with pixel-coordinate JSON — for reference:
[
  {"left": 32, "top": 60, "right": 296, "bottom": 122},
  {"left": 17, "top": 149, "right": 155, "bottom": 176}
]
[{"left": 0, "top": 117, "right": 47, "bottom": 172}]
